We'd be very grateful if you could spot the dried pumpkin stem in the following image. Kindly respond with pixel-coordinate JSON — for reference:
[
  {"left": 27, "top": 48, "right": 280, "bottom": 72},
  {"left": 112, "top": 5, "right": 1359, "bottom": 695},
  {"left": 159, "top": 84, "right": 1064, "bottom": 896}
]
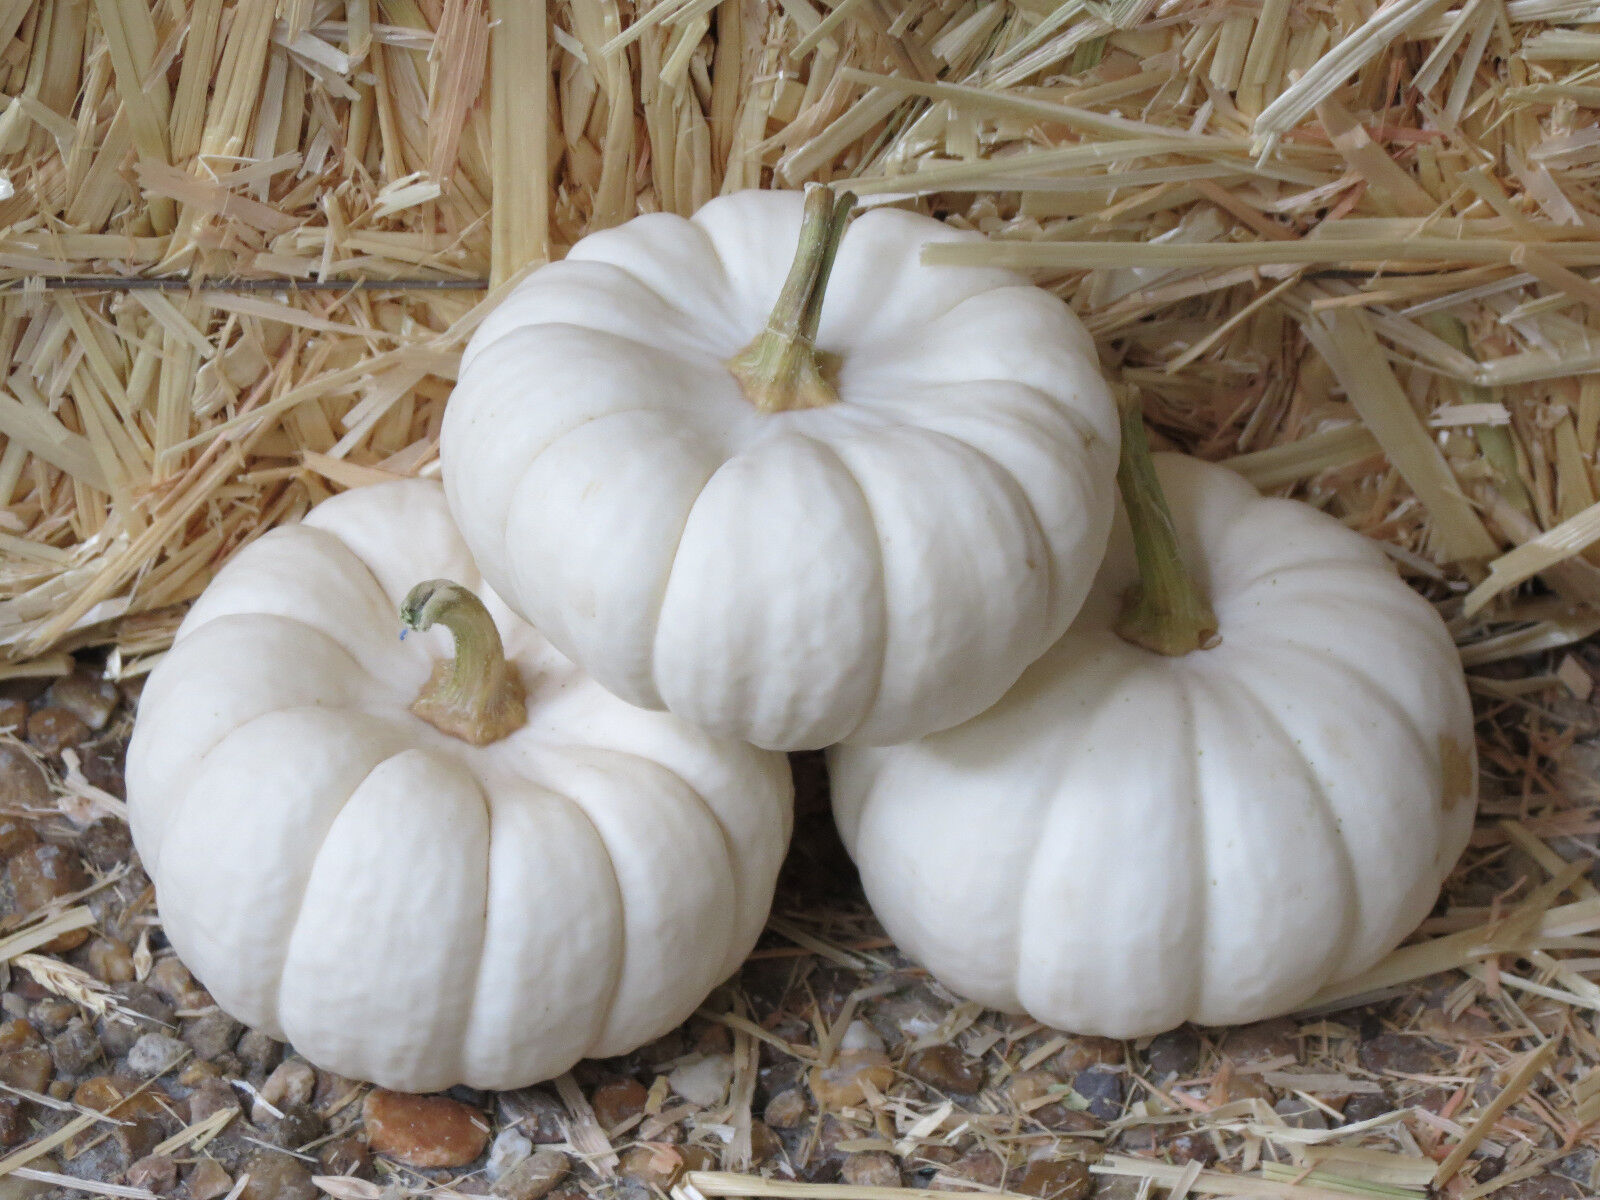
[
  {"left": 400, "top": 580, "right": 527, "bottom": 746},
  {"left": 728, "top": 183, "right": 855, "bottom": 415},
  {"left": 1114, "top": 397, "right": 1221, "bottom": 657}
]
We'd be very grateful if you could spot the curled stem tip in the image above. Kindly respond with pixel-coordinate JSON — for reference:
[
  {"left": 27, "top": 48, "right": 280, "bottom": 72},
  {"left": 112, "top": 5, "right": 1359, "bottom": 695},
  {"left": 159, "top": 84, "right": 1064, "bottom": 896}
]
[
  {"left": 728, "top": 183, "right": 857, "bottom": 415},
  {"left": 1114, "top": 396, "right": 1221, "bottom": 657},
  {"left": 400, "top": 579, "right": 527, "bottom": 746}
]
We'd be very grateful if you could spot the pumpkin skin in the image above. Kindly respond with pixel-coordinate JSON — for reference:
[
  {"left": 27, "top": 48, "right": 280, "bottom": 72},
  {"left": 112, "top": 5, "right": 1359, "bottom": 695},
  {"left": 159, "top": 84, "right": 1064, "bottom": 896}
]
[
  {"left": 126, "top": 480, "right": 793, "bottom": 1092},
  {"left": 441, "top": 189, "right": 1119, "bottom": 751},
  {"left": 829, "top": 454, "right": 1476, "bottom": 1036}
]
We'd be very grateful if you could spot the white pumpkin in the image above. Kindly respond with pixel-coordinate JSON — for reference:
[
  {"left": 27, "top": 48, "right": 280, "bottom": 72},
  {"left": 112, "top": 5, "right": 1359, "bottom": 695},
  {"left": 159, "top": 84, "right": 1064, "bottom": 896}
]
[
  {"left": 126, "top": 479, "right": 793, "bottom": 1092},
  {"left": 829, "top": 437, "right": 1476, "bottom": 1036},
  {"left": 442, "top": 187, "right": 1119, "bottom": 751}
]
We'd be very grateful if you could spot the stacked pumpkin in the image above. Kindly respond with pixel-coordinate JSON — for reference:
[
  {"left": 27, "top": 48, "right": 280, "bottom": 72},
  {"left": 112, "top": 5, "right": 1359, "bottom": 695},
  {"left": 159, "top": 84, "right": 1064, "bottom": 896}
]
[{"left": 128, "top": 187, "right": 1475, "bottom": 1091}]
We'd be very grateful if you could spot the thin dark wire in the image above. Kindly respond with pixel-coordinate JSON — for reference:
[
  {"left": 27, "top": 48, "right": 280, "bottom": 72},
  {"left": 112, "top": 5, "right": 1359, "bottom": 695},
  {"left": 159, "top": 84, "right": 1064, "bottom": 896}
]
[{"left": 1, "top": 276, "right": 490, "bottom": 292}]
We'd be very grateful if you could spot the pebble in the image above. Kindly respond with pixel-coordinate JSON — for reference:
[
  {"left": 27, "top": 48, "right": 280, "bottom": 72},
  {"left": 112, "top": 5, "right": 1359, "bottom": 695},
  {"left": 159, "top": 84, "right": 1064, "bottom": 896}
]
[
  {"left": 10, "top": 842, "right": 91, "bottom": 951},
  {"left": 1497, "top": 1177, "right": 1583, "bottom": 1200},
  {"left": 236, "top": 1029, "right": 283, "bottom": 1076},
  {"left": 185, "top": 1158, "right": 234, "bottom": 1200},
  {"left": 1222, "top": 1019, "right": 1298, "bottom": 1064},
  {"left": 0, "top": 699, "right": 25, "bottom": 731},
  {"left": 125, "top": 1154, "right": 179, "bottom": 1195},
  {"left": 1341, "top": 1092, "right": 1392, "bottom": 1124},
  {"left": 486, "top": 1127, "right": 533, "bottom": 1181},
  {"left": 0, "top": 1046, "right": 53, "bottom": 1093},
  {"left": 590, "top": 1078, "right": 648, "bottom": 1129},
  {"left": 0, "top": 1098, "right": 28, "bottom": 1148},
  {"left": 1216, "top": 1073, "right": 1275, "bottom": 1105},
  {"left": 1074, "top": 1067, "right": 1124, "bottom": 1120},
  {"left": 318, "top": 1136, "right": 371, "bottom": 1178},
  {"left": 48, "top": 1019, "right": 101, "bottom": 1076},
  {"left": 46, "top": 675, "right": 118, "bottom": 731},
  {"left": 363, "top": 1088, "right": 491, "bottom": 1168},
  {"left": 25, "top": 707, "right": 89, "bottom": 755},
  {"left": 748, "top": 1120, "right": 782, "bottom": 1164},
  {"left": 1055, "top": 1036, "right": 1124, "bottom": 1075},
  {"left": 0, "top": 1020, "right": 39, "bottom": 1051},
  {"left": 764, "top": 1087, "right": 808, "bottom": 1129},
  {"left": 670, "top": 1053, "right": 734, "bottom": 1107},
  {"left": 183, "top": 1012, "right": 243, "bottom": 1061},
  {"left": 1145, "top": 1028, "right": 1201, "bottom": 1078},
  {"left": 238, "top": 1150, "right": 318, "bottom": 1200},
  {"left": 620, "top": 1144, "right": 714, "bottom": 1189},
  {"left": 1274, "top": 1096, "right": 1329, "bottom": 1130},
  {"left": 27, "top": 999, "right": 74, "bottom": 1037},
  {"left": 0, "top": 747, "right": 48, "bottom": 808},
  {"left": 906, "top": 1045, "right": 984, "bottom": 1094},
  {"left": 128, "top": 1031, "right": 188, "bottom": 1076},
  {"left": 188, "top": 1077, "right": 242, "bottom": 1123},
  {"left": 1165, "top": 1132, "right": 1218, "bottom": 1165},
  {"left": 1016, "top": 1159, "right": 1093, "bottom": 1200},
  {"left": 930, "top": 1148, "right": 1004, "bottom": 1190},
  {"left": 78, "top": 819, "right": 134, "bottom": 872},
  {"left": 264, "top": 1104, "right": 325, "bottom": 1151},
  {"left": 87, "top": 938, "right": 137, "bottom": 985},
  {"left": 498, "top": 1088, "right": 566, "bottom": 1142},
  {"left": 148, "top": 958, "right": 206, "bottom": 1010},
  {"left": 841, "top": 1152, "right": 901, "bottom": 1187},
  {"left": 1357, "top": 1033, "right": 1445, "bottom": 1076},
  {"left": 0, "top": 1156, "right": 55, "bottom": 1200},
  {"left": 491, "top": 1149, "right": 569, "bottom": 1200},
  {"left": 254, "top": 1059, "right": 315, "bottom": 1120},
  {"left": 809, "top": 1037, "right": 894, "bottom": 1111}
]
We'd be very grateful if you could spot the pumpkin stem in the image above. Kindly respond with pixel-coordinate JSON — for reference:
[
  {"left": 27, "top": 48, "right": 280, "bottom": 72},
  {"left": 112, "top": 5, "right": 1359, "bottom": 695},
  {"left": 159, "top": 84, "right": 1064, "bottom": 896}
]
[
  {"left": 727, "top": 183, "right": 855, "bottom": 415},
  {"left": 400, "top": 580, "right": 528, "bottom": 746},
  {"left": 1114, "top": 395, "right": 1221, "bottom": 656}
]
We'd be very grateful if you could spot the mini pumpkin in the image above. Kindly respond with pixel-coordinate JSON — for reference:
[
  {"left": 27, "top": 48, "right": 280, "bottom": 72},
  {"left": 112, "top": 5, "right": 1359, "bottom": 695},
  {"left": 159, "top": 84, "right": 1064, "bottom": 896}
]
[
  {"left": 829, "top": 406, "right": 1476, "bottom": 1036},
  {"left": 127, "top": 480, "right": 793, "bottom": 1091},
  {"left": 442, "top": 186, "right": 1119, "bottom": 750}
]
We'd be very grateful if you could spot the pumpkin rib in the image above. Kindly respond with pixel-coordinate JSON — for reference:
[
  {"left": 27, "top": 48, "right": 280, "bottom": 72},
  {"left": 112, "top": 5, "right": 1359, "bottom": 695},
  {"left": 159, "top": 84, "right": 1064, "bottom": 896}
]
[{"left": 1170, "top": 671, "right": 1213, "bottom": 1023}]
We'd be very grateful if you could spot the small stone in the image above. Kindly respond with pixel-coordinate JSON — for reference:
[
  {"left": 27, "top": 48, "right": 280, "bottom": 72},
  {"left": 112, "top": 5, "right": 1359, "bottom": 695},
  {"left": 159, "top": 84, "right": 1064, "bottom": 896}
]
[
  {"left": 128, "top": 1031, "right": 188, "bottom": 1076},
  {"left": 670, "top": 1053, "right": 734, "bottom": 1107},
  {"left": 126, "top": 1155, "right": 179, "bottom": 1195},
  {"left": 9, "top": 843, "right": 91, "bottom": 951},
  {"left": 254, "top": 1059, "right": 315, "bottom": 1121},
  {"left": 1357, "top": 1033, "right": 1445, "bottom": 1076},
  {"left": 486, "top": 1127, "right": 533, "bottom": 1181},
  {"left": 1216, "top": 1073, "right": 1275, "bottom": 1105},
  {"left": 0, "top": 699, "right": 26, "bottom": 731},
  {"left": 0, "top": 1154, "right": 52, "bottom": 1200},
  {"left": 187, "top": 1077, "right": 241, "bottom": 1124},
  {"left": 1055, "top": 1036, "right": 1124, "bottom": 1075},
  {"left": 99, "top": 984, "right": 176, "bottom": 1058},
  {"left": 238, "top": 1150, "right": 318, "bottom": 1200},
  {"left": 0, "top": 749, "right": 48, "bottom": 810},
  {"left": 907, "top": 1045, "right": 984, "bottom": 1094},
  {"left": 1007, "top": 1070, "right": 1063, "bottom": 1108},
  {"left": 179, "top": 1061, "right": 222, "bottom": 1088},
  {"left": 841, "top": 1153, "right": 901, "bottom": 1187},
  {"left": 1165, "top": 1132, "right": 1218, "bottom": 1165},
  {"left": 87, "top": 938, "right": 137, "bottom": 984},
  {"left": 1274, "top": 1097, "right": 1329, "bottom": 1130},
  {"left": 46, "top": 675, "right": 118, "bottom": 731},
  {"left": 1222, "top": 1019, "right": 1298, "bottom": 1064},
  {"left": 1016, "top": 1159, "right": 1093, "bottom": 1200},
  {"left": 591, "top": 1078, "right": 648, "bottom": 1130},
  {"left": 79, "top": 743, "right": 125, "bottom": 801},
  {"left": 498, "top": 1088, "right": 566, "bottom": 1142},
  {"left": 749, "top": 1121, "right": 782, "bottom": 1164},
  {"left": 317, "top": 1136, "right": 371, "bottom": 1179},
  {"left": 0, "top": 1020, "right": 39, "bottom": 1051},
  {"left": 764, "top": 1087, "right": 808, "bottom": 1129},
  {"left": 183, "top": 1012, "right": 242, "bottom": 1061},
  {"left": 1341, "top": 1092, "right": 1393, "bottom": 1124},
  {"left": 1074, "top": 1067, "right": 1124, "bottom": 1121},
  {"left": 0, "top": 1098, "right": 29, "bottom": 1147},
  {"left": 1497, "top": 1176, "right": 1583, "bottom": 1200},
  {"left": 25, "top": 707, "right": 89, "bottom": 755},
  {"left": 492, "top": 1149, "right": 569, "bottom": 1200},
  {"left": 930, "top": 1148, "right": 1004, "bottom": 1190},
  {"left": 619, "top": 1145, "right": 713, "bottom": 1189},
  {"left": 49, "top": 1019, "right": 102, "bottom": 1076},
  {"left": 148, "top": 959, "right": 202, "bottom": 1008},
  {"left": 262, "top": 1103, "right": 324, "bottom": 1150},
  {"left": 363, "top": 1088, "right": 490, "bottom": 1168},
  {"left": 1145, "top": 1028, "right": 1201, "bottom": 1079},
  {"left": 0, "top": 1046, "right": 53, "bottom": 1093},
  {"left": 185, "top": 1158, "right": 233, "bottom": 1200},
  {"left": 236, "top": 1029, "right": 283, "bottom": 1076},
  {"left": 809, "top": 1048, "right": 894, "bottom": 1110},
  {"left": 78, "top": 820, "right": 133, "bottom": 872}
]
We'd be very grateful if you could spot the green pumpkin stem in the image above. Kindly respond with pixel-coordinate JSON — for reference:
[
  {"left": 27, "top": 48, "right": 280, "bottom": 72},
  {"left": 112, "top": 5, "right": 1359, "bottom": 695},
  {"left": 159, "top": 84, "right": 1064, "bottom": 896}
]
[
  {"left": 400, "top": 580, "right": 527, "bottom": 745},
  {"left": 1114, "top": 395, "right": 1221, "bottom": 656},
  {"left": 728, "top": 184, "right": 855, "bottom": 415}
]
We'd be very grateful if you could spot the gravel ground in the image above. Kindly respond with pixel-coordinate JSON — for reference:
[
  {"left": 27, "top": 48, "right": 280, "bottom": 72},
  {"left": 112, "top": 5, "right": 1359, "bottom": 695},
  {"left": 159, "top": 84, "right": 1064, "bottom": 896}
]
[{"left": 0, "top": 664, "right": 1595, "bottom": 1200}]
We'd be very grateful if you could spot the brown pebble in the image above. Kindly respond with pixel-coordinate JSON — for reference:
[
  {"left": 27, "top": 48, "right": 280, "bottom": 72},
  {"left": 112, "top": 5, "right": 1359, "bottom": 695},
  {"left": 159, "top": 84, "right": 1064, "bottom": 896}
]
[
  {"left": 148, "top": 958, "right": 206, "bottom": 1010},
  {"left": 0, "top": 749, "right": 48, "bottom": 810},
  {"left": 590, "top": 1078, "right": 648, "bottom": 1130},
  {"left": 188, "top": 1077, "right": 241, "bottom": 1124},
  {"left": 1496, "top": 1176, "right": 1583, "bottom": 1200},
  {"left": 126, "top": 1155, "right": 179, "bottom": 1195},
  {"left": 78, "top": 820, "right": 133, "bottom": 872},
  {"left": 45, "top": 675, "right": 118, "bottom": 732},
  {"left": 238, "top": 1150, "right": 318, "bottom": 1200},
  {"left": 0, "top": 1021, "right": 40, "bottom": 1052},
  {"left": 491, "top": 1148, "right": 569, "bottom": 1200},
  {"left": 619, "top": 1144, "right": 710, "bottom": 1189},
  {"left": 1222, "top": 1019, "right": 1298, "bottom": 1065},
  {"left": 318, "top": 1136, "right": 371, "bottom": 1179},
  {"left": 1056, "top": 1036, "right": 1124, "bottom": 1075},
  {"left": 87, "top": 938, "right": 137, "bottom": 984},
  {"left": 1165, "top": 1132, "right": 1218, "bottom": 1165},
  {"left": 0, "top": 1097, "right": 29, "bottom": 1148},
  {"left": 177, "top": 1060, "right": 222, "bottom": 1087},
  {"left": 25, "top": 707, "right": 89, "bottom": 755},
  {"left": 930, "top": 1148, "right": 1004, "bottom": 1190},
  {"left": 185, "top": 1158, "right": 233, "bottom": 1200},
  {"left": 1007, "top": 1070, "right": 1063, "bottom": 1107},
  {"left": 809, "top": 1049, "right": 894, "bottom": 1110},
  {"left": 363, "top": 1088, "right": 490, "bottom": 1168},
  {"left": 0, "top": 1046, "right": 53, "bottom": 1093},
  {"left": 907, "top": 1045, "right": 984, "bottom": 1094},
  {"left": 1357, "top": 1033, "right": 1445, "bottom": 1076},
  {"left": 10, "top": 843, "right": 91, "bottom": 952},
  {"left": 748, "top": 1120, "right": 782, "bottom": 1164},
  {"left": 841, "top": 1152, "right": 901, "bottom": 1187},
  {"left": 0, "top": 699, "right": 26, "bottom": 731},
  {"left": 764, "top": 1087, "right": 808, "bottom": 1129},
  {"left": 1016, "top": 1159, "right": 1093, "bottom": 1200}
]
